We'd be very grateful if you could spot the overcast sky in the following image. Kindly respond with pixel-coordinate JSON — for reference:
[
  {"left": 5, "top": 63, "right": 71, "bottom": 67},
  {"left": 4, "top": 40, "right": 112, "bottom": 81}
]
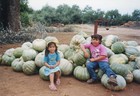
[{"left": 28, "top": 0, "right": 140, "bottom": 15}]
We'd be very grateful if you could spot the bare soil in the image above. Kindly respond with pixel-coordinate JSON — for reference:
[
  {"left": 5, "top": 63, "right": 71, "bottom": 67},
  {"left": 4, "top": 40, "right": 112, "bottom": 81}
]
[{"left": 0, "top": 25, "right": 140, "bottom": 96}]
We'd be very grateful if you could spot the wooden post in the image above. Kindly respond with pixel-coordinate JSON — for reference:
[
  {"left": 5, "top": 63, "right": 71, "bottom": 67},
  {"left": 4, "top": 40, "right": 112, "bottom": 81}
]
[{"left": 94, "top": 20, "right": 98, "bottom": 35}]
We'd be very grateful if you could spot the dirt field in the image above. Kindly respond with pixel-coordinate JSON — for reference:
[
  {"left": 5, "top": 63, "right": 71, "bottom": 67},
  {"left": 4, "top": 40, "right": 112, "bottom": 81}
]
[{"left": 0, "top": 25, "right": 140, "bottom": 96}]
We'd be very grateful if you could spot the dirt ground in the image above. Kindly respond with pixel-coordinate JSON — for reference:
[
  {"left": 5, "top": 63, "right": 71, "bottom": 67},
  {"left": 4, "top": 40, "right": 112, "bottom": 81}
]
[{"left": 0, "top": 25, "right": 140, "bottom": 96}]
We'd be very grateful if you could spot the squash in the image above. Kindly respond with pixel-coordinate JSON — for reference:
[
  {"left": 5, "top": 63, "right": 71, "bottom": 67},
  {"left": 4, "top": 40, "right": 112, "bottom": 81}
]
[
  {"left": 133, "top": 69, "right": 140, "bottom": 83},
  {"left": 11, "top": 57, "right": 24, "bottom": 72},
  {"left": 21, "top": 42, "right": 33, "bottom": 49},
  {"left": 44, "top": 36, "right": 59, "bottom": 45},
  {"left": 110, "top": 63, "right": 133, "bottom": 83},
  {"left": 73, "top": 65, "right": 90, "bottom": 81},
  {"left": 35, "top": 52, "right": 45, "bottom": 67},
  {"left": 59, "top": 58, "right": 73, "bottom": 76},
  {"left": 22, "top": 60, "right": 36, "bottom": 75},
  {"left": 32, "top": 39, "right": 46, "bottom": 52},
  {"left": 77, "top": 31, "right": 88, "bottom": 39},
  {"left": 70, "top": 35, "right": 86, "bottom": 50},
  {"left": 58, "top": 44, "right": 70, "bottom": 54},
  {"left": 13, "top": 47, "right": 23, "bottom": 58},
  {"left": 135, "top": 57, "right": 140, "bottom": 69},
  {"left": 39, "top": 66, "right": 49, "bottom": 80},
  {"left": 72, "top": 49, "right": 89, "bottom": 66},
  {"left": 125, "top": 46, "right": 140, "bottom": 61},
  {"left": 102, "top": 35, "right": 120, "bottom": 48},
  {"left": 22, "top": 49, "right": 38, "bottom": 61},
  {"left": 105, "top": 47, "right": 114, "bottom": 58},
  {"left": 0, "top": 54, "right": 2, "bottom": 64},
  {"left": 1, "top": 54, "right": 15, "bottom": 66},
  {"left": 101, "top": 74, "right": 126, "bottom": 91},
  {"left": 111, "top": 42, "right": 125, "bottom": 54},
  {"left": 109, "top": 54, "right": 128, "bottom": 64}
]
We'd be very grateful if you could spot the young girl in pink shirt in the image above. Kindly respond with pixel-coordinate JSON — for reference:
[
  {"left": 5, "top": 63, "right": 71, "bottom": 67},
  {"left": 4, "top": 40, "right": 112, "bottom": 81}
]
[{"left": 80, "top": 34, "right": 117, "bottom": 86}]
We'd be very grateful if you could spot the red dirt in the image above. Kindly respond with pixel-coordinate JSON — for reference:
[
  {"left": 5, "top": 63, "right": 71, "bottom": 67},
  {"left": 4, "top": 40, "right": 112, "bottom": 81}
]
[{"left": 0, "top": 25, "right": 140, "bottom": 96}]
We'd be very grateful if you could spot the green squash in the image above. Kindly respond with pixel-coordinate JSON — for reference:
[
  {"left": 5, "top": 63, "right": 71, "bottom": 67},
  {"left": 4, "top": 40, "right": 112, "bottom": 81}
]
[
  {"left": 73, "top": 65, "right": 90, "bottom": 81},
  {"left": 11, "top": 57, "right": 24, "bottom": 72},
  {"left": 101, "top": 74, "right": 126, "bottom": 91},
  {"left": 109, "top": 54, "right": 128, "bottom": 64},
  {"left": 111, "top": 42, "right": 125, "bottom": 54},
  {"left": 22, "top": 61, "right": 36, "bottom": 75},
  {"left": 39, "top": 66, "right": 49, "bottom": 80},
  {"left": 110, "top": 63, "right": 133, "bottom": 83},
  {"left": 59, "top": 58, "right": 73, "bottom": 76},
  {"left": 125, "top": 46, "right": 140, "bottom": 61},
  {"left": 133, "top": 69, "right": 140, "bottom": 83}
]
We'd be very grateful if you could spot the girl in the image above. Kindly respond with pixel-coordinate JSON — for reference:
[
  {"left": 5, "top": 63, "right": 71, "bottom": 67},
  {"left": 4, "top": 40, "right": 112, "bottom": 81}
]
[
  {"left": 80, "top": 34, "right": 117, "bottom": 86},
  {"left": 44, "top": 42, "right": 61, "bottom": 91}
]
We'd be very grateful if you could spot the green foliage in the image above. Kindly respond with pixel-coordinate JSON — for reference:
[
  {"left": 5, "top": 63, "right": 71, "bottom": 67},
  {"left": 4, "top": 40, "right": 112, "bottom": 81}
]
[
  {"left": 19, "top": 1, "right": 139, "bottom": 27},
  {"left": 132, "top": 9, "right": 140, "bottom": 21},
  {"left": 20, "top": 0, "right": 33, "bottom": 27}
]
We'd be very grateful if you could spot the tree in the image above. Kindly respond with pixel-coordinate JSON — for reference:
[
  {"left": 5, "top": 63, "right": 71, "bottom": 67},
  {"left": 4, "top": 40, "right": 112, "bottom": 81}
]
[
  {"left": 132, "top": 9, "right": 140, "bottom": 21},
  {"left": 105, "top": 9, "right": 121, "bottom": 25},
  {"left": 0, "top": 0, "right": 20, "bottom": 32}
]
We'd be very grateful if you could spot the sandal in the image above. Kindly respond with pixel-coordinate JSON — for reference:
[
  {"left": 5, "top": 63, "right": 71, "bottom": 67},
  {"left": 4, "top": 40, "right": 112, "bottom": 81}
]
[
  {"left": 49, "top": 84, "right": 57, "bottom": 91},
  {"left": 56, "top": 79, "right": 61, "bottom": 85},
  {"left": 108, "top": 76, "right": 118, "bottom": 86}
]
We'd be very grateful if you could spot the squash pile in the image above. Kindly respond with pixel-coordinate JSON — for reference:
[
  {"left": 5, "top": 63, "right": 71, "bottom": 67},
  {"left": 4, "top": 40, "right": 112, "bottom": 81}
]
[{"left": 1, "top": 32, "right": 140, "bottom": 91}]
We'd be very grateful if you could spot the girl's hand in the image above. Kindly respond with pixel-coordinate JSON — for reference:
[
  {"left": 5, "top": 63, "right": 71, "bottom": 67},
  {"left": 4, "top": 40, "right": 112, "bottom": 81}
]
[
  {"left": 90, "top": 58, "right": 95, "bottom": 62},
  {"left": 84, "top": 52, "right": 89, "bottom": 58},
  {"left": 49, "top": 65, "right": 55, "bottom": 69}
]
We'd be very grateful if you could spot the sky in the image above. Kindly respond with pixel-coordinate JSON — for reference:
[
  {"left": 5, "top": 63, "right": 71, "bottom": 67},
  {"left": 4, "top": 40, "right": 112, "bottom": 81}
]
[{"left": 28, "top": 0, "right": 140, "bottom": 15}]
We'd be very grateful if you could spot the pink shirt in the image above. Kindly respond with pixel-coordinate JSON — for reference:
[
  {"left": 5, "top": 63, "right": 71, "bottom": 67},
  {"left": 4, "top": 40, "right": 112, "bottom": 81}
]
[{"left": 84, "top": 43, "right": 108, "bottom": 62}]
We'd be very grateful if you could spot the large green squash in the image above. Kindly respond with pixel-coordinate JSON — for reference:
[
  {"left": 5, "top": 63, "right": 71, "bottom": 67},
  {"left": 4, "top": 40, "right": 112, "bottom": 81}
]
[
  {"left": 13, "top": 47, "right": 24, "bottom": 58},
  {"left": 135, "top": 57, "right": 140, "bottom": 69},
  {"left": 59, "top": 58, "right": 73, "bottom": 76},
  {"left": 21, "top": 42, "right": 33, "bottom": 49},
  {"left": 109, "top": 54, "right": 128, "bottom": 64},
  {"left": 101, "top": 74, "right": 126, "bottom": 91},
  {"left": 72, "top": 49, "right": 89, "bottom": 66},
  {"left": 125, "top": 46, "right": 140, "bottom": 61},
  {"left": 1, "top": 54, "right": 15, "bottom": 66},
  {"left": 39, "top": 66, "right": 49, "bottom": 80},
  {"left": 58, "top": 44, "right": 70, "bottom": 54},
  {"left": 32, "top": 39, "right": 46, "bottom": 52},
  {"left": 73, "top": 65, "right": 90, "bottom": 81},
  {"left": 133, "top": 69, "right": 140, "bottom": 83},
  {"left": 11, "top": 57, "right": 24, "bottom": 72},
  {"left": 70, "top": 35, "right": 86, "bottom": 50},
  {"left": 22, "top": 61, "right": 37, "bottom": 75},
  {"left": 35, "top": 52, "right": 45, "bottom": 67},
  {"left": 111, "top": 42, "right": 125, "bottom": 54},
  {"left": 102, "top": 35, "right": 120, "bottom": 48},
  {"left": 110, "top": 63, "right": 133, "bottom": 83},
  {"left": 22, "top": 49, "right": 38, "bottom": 61}
]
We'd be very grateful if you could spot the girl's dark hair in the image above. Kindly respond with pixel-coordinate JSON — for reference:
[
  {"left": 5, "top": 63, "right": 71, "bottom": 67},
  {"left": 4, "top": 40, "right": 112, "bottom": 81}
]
[
  {"left": 45, "top": 42, "right": 58, "bottom": 56},
  {"left": 91, "top": 34, "right": 102, "bottom": 44}
]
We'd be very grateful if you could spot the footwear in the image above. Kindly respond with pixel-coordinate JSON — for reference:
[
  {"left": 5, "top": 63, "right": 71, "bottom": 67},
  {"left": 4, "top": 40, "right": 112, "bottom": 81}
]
[
  {"left": 87, "top": 79, "right": 94, "bottom": 84},
  {"left": 108, "top": 76, "right": 118, "bottom": 86},
  {"left": 56, "top": 79, "right": 61, "bottom": 85},
  {"left": 49, "top": 84, "right": 57, "bottom": 91}
]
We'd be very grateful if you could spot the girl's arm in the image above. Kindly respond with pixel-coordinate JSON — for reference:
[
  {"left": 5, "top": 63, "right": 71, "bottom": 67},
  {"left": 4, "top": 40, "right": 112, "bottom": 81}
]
[
  {"left": 44, "top": 62, "right": 52, "bottom": 68},
  {"left": 80, "top": 44, "right": 89, "bottom": 58},
  {"left": 53, "top": 61, "right": 60, "bottom": 68},
  {"left": 90, "top": 55, "right": 106, "bottom": 62}
]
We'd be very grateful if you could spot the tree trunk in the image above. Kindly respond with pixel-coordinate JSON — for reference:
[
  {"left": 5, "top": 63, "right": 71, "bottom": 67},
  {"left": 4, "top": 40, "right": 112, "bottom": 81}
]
[{"left": 0, "top": 0, "right": 20, "bottom": 32}]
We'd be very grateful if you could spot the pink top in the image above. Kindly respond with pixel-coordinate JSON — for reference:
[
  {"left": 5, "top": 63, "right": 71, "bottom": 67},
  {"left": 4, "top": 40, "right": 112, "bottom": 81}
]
[{"left": 84, "top": 43, "right": 108, "bottom": 62}]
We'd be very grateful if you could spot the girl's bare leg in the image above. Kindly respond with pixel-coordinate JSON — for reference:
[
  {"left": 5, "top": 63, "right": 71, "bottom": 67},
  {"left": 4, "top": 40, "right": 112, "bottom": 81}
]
[
  {"left": 55, "top": 71, "right": 61, "bottom": 85},
  {"left": 49, "top": 73, "right": 57, "bottom": 91}
]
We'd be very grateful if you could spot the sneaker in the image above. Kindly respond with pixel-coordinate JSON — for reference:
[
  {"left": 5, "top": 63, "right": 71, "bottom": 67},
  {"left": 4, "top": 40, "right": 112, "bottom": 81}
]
[
  {"left": 108, "top": 76, "right": 118, "bottom": 86},
  {"left": 87, "top": 79, "right": 94, "bottom": 84}
]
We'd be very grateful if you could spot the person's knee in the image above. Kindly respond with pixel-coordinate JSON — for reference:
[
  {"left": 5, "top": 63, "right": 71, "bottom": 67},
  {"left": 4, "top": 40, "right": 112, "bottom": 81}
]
[{"left": 86, "top": 63, "right": 92, "bottom": 69}]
